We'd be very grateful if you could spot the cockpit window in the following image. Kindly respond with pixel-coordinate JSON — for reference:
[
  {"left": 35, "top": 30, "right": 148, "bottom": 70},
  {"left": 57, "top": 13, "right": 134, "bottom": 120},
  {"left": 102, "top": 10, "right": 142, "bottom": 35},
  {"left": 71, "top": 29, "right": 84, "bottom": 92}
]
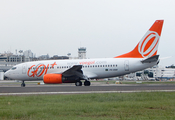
[{"left": 11, "top": 67, "right": 17, "bottom": 70}]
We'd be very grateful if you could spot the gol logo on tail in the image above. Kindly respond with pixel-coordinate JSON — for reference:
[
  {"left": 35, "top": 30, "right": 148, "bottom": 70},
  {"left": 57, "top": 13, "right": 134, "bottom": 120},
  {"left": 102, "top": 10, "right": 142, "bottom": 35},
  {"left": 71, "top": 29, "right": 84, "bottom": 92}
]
[{"left": 138, "top": 31, "right": 159, "bottom": 58}]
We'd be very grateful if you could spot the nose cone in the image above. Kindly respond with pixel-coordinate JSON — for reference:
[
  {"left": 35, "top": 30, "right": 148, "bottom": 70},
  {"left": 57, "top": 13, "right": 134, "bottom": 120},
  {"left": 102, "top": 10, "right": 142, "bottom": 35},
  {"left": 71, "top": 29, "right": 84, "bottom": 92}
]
[{"left": 4, "top": 70, "right": 11, "bottom": 79}]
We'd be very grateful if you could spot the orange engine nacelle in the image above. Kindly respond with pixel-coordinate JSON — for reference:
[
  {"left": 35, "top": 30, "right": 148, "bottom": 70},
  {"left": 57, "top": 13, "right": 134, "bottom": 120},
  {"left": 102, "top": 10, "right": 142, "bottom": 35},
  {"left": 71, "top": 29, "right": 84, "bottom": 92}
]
[{"left": 43, "top": 74, "right": 62, "bottom": 84}]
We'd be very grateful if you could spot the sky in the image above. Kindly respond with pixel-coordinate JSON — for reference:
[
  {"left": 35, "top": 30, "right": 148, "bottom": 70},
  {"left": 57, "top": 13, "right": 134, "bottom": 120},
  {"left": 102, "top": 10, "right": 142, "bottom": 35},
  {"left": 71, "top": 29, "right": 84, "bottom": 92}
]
[{"left": 0, "top": 0, "right": 175, "bottom": 67}]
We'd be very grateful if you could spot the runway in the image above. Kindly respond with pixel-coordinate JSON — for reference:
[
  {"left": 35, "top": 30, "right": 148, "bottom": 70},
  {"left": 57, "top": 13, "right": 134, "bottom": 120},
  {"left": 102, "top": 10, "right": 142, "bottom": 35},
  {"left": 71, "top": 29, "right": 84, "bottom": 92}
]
[{"left": 1, "top": 80, "right": 175, "bottom": 95}]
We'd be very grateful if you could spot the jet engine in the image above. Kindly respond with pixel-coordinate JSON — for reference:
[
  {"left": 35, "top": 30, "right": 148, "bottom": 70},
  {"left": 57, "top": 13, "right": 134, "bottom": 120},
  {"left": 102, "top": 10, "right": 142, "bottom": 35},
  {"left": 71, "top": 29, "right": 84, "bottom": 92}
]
[
  {"left": 43, "top": 74, "right": 78, "bottom": 84},
  {"left": 43, "top": 74, "right": 63, "bottom": 84}
]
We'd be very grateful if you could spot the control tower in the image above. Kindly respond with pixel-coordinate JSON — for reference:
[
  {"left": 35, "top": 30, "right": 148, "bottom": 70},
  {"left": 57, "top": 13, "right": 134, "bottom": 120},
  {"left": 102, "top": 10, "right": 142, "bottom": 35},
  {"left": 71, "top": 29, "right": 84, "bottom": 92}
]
[{"left": 78, "top": 47, "right": 86, "bottom": 59}]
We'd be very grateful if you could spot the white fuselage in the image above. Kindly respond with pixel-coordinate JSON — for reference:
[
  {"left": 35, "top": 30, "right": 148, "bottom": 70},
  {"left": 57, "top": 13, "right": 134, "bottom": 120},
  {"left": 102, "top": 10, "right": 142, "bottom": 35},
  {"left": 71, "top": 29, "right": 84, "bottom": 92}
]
[{"left": 5, "top": 57, "right": 157, "bottom": 81}]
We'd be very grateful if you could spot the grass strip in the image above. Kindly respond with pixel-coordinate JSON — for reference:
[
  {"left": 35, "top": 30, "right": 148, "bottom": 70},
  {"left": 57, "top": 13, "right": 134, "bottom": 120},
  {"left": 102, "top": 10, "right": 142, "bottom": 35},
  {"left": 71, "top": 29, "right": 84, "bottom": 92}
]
[{"left": 0, "top": 92, "right": 175, "bottom": 120}]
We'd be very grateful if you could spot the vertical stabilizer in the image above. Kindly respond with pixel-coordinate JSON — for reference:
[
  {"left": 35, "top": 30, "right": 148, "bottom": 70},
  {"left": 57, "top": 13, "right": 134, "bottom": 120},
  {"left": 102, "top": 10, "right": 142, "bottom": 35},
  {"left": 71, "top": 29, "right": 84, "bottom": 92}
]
[{"left": 115, "top": 20, "right": 164, "bottom": 58}]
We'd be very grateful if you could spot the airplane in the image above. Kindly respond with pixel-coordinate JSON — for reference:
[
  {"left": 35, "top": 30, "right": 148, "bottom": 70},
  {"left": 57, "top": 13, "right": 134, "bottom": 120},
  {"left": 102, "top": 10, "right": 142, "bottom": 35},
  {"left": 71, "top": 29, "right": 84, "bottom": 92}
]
[{"left": 4, "top": 20, "right": 164, "bottom": 87}]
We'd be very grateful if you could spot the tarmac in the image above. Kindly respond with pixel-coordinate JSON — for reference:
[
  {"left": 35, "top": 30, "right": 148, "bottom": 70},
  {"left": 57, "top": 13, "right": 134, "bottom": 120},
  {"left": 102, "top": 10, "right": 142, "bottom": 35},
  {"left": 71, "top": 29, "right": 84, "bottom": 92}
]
[{"left": 1, "top": 80, "right": 175, "bottom": 95}]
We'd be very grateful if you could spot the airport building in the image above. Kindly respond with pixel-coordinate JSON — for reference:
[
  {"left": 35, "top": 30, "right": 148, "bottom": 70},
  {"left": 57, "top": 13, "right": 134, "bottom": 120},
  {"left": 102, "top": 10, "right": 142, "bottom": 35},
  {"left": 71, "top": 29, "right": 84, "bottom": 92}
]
[
  {"left": 0, "top": 50, "right": 33, "bottom": 72},
  {"left": 7, "top": 55, "right": 24, "bottom": 62},
  {"left": 0, "top": 52, "right": 22, "bottom": 72},
  {"left": 153, "top": 66, "right": 175, "bottom": 80},
  {"left": 0, "top": 49, "right": 71, "bottom": 72},
  {"left": 78, "top": 47, "right": 86, "bottom": 59},
  {"left": 23, "top": 50, "right": 34, "bottom": 62},
  {"left": 124, "top": 66, "right": 175, "bottom": 81},
  {"left": 38, "top": 54, "right": 50, "bottom": 60}
]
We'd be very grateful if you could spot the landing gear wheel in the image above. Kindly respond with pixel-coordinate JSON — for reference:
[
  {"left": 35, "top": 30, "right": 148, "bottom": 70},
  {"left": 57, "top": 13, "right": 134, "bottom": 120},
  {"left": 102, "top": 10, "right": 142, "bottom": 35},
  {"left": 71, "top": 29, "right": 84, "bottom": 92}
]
[
  {"left": 75, "top": 81, "right": 82, "bottom": 86},
  {"left": 21, "top": 81, "right": 25, "bottom": 87},
  {"left": 84, "top": 81, "right": 91, "bottom": 86}
]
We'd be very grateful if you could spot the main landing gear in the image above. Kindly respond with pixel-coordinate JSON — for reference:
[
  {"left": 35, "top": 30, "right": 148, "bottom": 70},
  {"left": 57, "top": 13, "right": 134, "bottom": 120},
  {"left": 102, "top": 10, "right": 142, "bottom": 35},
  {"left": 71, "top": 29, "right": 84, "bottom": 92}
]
[
  {"left": 84, "top": 80, "right": 91, "bottom": 86},
  {"left": 75, "top": 80, "right": 91, "bottom": 86},
  {"left": 21, "top": 81, "right": 26, "bottom": 87},
  {"left": 75, "top": 81, "right": 82, "bottom": 86}
]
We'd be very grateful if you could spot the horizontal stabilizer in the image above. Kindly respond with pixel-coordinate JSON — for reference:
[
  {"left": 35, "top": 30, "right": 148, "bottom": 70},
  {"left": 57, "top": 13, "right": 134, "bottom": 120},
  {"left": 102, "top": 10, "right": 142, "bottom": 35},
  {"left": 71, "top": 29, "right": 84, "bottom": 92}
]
[{"left": 141, "top": 55, "right": 159, "bottom": 63}]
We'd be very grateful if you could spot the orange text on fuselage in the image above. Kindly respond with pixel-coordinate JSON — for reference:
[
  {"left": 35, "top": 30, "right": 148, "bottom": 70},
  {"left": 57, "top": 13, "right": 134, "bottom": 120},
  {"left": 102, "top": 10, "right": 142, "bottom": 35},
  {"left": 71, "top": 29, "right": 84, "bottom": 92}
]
[
  {"left": 79, "top": 61, "right": 95, "bottom": 65},
  {"left": 27, "top": 62, "right": 56, "bottom": 77}
]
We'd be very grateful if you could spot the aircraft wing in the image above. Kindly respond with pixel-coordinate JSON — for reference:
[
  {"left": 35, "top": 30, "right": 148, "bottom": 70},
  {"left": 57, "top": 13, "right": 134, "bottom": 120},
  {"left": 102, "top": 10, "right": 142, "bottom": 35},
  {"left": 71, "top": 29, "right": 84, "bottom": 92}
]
[
  {"left": 62, "top": 65, "right": 88, "bottom": 80},
  {"left": 141, "top": 55, "right": 159, "bottom": 63}
]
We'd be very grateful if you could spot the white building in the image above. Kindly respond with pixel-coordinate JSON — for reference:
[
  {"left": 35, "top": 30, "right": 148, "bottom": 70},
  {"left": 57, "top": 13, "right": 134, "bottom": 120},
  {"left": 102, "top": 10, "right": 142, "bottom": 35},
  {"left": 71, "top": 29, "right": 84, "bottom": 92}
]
[
  {"left": 134, "top": 66, "right": 175, "bottom": 80},
  {"left": 23, "top": 50, "right": 33, "bottom": 58},
  {"left": 153, "top": 66, "right": 175, "bottom": 79},
  {"left": 23, "top": 50, "right": 33, "bottom": 62}
]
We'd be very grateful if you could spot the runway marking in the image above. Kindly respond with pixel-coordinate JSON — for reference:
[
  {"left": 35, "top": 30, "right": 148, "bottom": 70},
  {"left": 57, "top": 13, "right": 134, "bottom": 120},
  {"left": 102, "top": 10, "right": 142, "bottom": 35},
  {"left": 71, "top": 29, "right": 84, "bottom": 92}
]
[{"left": 1, "top": 90, "right": 175, "bottom": 96}]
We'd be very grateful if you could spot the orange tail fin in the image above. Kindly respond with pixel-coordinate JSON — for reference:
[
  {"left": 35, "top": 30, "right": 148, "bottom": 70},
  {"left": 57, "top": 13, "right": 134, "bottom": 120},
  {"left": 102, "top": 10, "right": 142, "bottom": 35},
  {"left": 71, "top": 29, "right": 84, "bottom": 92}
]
[{"left": 115, "top": 20, "right": 164, "bottom": 58}]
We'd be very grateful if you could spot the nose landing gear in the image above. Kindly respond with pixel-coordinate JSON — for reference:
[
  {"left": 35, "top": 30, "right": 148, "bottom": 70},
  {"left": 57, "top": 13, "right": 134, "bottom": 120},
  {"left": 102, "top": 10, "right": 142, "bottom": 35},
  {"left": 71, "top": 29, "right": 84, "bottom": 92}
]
[{"left": 21, "top": 81, "right": 26, "bottom": 87}]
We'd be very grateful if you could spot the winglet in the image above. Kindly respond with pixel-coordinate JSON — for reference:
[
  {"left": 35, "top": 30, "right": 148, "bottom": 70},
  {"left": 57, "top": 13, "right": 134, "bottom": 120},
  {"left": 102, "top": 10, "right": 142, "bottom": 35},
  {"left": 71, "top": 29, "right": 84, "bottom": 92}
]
[{"left": 115, "top": 20, "right": 164, "bottom": 58}]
